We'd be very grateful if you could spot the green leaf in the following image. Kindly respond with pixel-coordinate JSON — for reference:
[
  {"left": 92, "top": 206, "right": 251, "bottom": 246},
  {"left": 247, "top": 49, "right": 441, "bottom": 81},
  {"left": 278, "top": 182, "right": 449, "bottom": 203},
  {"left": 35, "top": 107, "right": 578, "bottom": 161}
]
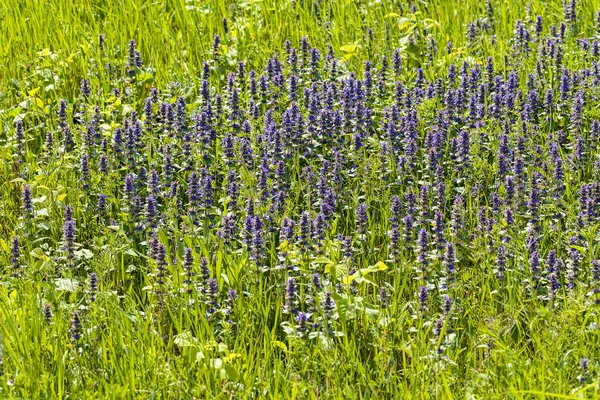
[
  {"left": 174, "top": 331, "right": 199, "bottom": 347},
  {"left": 122, "top": 104, "right": 134, "bottom": 116},
  {"left": 30, "top": 248, "right": 47, "bottom": 260},
  {"left": 0, "top": 238, "right": 8, "bottom": 254},
  {"left": 75, "top": 248, "right": 94, "bottom": 259},
  {"left": 373, "top": 261, "right": 388, "bottom": 271},
  {"left": 332, "top": 293, "right": 355, "bottom": 322},
  {"left": 272, "top": 340, "right": 287, "bottom": 352},
  {"left": 340, "top": 44, "right": 358, "bottom": 53},
  {"left": 217, "top": 342, "right": 228, "bottom": 353},
  {"left": 360, "top": 261, "right": 388, "bottom": 276},
  {"left": 124, "top": 249, "right": 138, "bottom": 257},
  {"left": 313, "top": 256, "right": 334, "bottom": 264},
  {"left": 342, "top": 273, "right": 357, "bottom": 285},
  {"left": 55, "top": 278, "right": 79, "bottom": 292},
  {"left": 223, "top": 365, "right": 239, "bottom": 380},
  {"left": 365, "top": 307, "right": 380, "bottom": 319},
  {"left": 137, "top": 71, "right": 154, "bottom": 83},
  {"left": 195, "top": 351, "right": 205, "bottom": 362},
  {"left": 334, "top": 263, "right": 348, "bottom": 279}
]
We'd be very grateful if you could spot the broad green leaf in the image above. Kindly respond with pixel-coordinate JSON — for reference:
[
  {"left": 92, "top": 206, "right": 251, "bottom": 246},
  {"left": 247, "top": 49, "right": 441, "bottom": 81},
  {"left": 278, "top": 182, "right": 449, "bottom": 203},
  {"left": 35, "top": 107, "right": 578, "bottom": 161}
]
[
  {"left": 174, "top": 331, "right": 199, "bottom": 347},
  {"left": 223, "top": 365, "right": 239, "bottom": 380},
  {"left": 55, "top": 278, "right": 79, "bottom": 292},
  {"left": 340, "top": 44, "right": 357, "bottom": 53},
  {"left": 272, "top": 340, "right": 287, "bottom": 352},
  {"left": 30, "top": 248, "right": 47, "bottom": 260}
]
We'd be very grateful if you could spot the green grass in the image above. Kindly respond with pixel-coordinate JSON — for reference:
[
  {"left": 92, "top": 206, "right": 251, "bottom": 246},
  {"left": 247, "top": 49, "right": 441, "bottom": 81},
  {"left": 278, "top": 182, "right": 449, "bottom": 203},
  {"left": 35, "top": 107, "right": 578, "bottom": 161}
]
[{"left": 0, "top": 0, "right": 599, "bottom": 398}]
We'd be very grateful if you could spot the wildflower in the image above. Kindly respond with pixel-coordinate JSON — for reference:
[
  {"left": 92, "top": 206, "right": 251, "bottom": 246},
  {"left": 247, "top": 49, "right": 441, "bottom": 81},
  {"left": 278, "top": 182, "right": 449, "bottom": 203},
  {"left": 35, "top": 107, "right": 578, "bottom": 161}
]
[
  {"left": 285, "top": 278, "right": 298, "bottom": 314},
  {"left": 22, "top": 185, "right": 33, "bottom": 218},
  {"left": 89, "top": 273, "right": 98, "bottom": 302},
  {"left": 10, "top": 236, "right": 20, "bottom": 277},
  {"left": 356, "top": 203, "right": 368, "bottom": 235},
  {"left": 295, "top": 312, "right": 309, "bottom": 335},
  {"left": 63, "top": 217, "right": 76, "bottom": 263},
  {"left": 378, "top": 287, "right": 390, "bottom": 307},
  {"left": 418, "top": 286, "right": 429, "bottom": 311},
  {"left": 442, "top": 294, "right": 452, "bottom": 315},
  {"left": 42, "top": 303, "right": 53, "bottom": 323},
  {"left": 183, "top": 248, "right": 194, "bottom": 293},
  {"left": 70, "top": 311, "right": 82, "bottom": 341}
]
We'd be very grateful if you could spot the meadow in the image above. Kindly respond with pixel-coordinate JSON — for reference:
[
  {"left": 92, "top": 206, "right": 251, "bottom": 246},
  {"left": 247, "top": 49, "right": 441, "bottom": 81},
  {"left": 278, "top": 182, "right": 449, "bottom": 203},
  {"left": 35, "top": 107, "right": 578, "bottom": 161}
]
[{"left": 1, "top": 0, "right": 600, "bottom": 398}]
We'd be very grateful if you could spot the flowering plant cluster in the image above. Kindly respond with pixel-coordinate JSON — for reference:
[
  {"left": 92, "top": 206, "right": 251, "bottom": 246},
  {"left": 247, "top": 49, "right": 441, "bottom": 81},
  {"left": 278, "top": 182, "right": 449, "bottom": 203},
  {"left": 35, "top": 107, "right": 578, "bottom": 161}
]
[{"left": 2, "top": 0, "right": 600, "bottom": 397}]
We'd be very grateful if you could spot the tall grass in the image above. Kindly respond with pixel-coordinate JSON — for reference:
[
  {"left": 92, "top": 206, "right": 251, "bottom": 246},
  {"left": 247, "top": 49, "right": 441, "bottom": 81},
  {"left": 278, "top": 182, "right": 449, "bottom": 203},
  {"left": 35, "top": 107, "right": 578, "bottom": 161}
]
[{"left": 0, "top": 0, "right": 599, "bottom": 398}]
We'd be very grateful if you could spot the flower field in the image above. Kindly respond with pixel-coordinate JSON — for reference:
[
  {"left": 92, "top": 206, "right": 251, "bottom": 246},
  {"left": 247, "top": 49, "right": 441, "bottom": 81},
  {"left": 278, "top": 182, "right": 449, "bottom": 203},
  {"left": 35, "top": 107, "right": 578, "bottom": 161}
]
[{"left": 1, "top": 0, "right": 600, "bottom": 398}]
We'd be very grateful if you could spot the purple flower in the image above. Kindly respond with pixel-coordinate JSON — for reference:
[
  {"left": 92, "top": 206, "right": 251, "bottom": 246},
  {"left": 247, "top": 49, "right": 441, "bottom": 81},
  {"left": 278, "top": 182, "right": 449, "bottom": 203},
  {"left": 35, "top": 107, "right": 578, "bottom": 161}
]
[
  {"left": 63, "top": 215, "right": 76, "bottom": 262},
  {"left": 416, "top": 228, "right": 429, "bottom": 276},
  {"left": 548, "top": 273, "right": 560, "bottom": 297},
  {"left": 89, "top": 273, "right": 98, "bottom": 302},
  {"left": 79, "top": 153, "right": 89, "bottom": 189},
  {"left": 378, "top": 286, "right": 390, "bottom": 307},
  {"left": 43, "top": 303, "right": 53, "bottom": 323},
  {"left": 571, "top": 91, "right": 584, "bottom": 129},
  {"left": 320, "top": 188, "right": 337, "bottom": 219},
  {"left": 451, "top": 196, "right": 463, "bottom": 235},
  {"left": 285, "top": 278, "right": 298, "bottom": 314},
  {"left": 298, "top": 212, "right": 311, "bottom": 250},
  {"left": 207, "top": 278, "right": 219, "bottom": 307},
  {"left": 199, "top": 256, "right": 210, "bottom": 295},
  {"left": 434, "top": 210, "right": 445, "bottom": 249},
  {"left": 323, "top": 291, "right": 335, "bottom": 317},
  {"left": 80, "top": 79, "right": 91, "bottom": 98},
  {"left": 560, "top": 68, "right": 571, "bottom": 100},
  {"left": 356, "top": 203, "right": 368, "bottom": 235},
  {"left": 295, "top": 312, "right": 309, "bottom": 335},
  {"left": 154, "top": 242, "right": 168, "bottom": 291},
  {"left": 546, "top": 250, "right": 558, "bottom": 274},
  {"left": 433, "top": 318, "right": 444, "bottom": 338},
  {"left": 312, "top": 213, "right": 326, "bottom": 242},
  {"left": 143, "top": 194, "right": 158, "bottom": 230},
  {"left": 97, "top": 193, "right": 106, "bottom": 217},
  {"left": 249, "top": 216, "right": 264, "bottom": 262},
  {"left": 22, "top": 185, "right": 33, "bottom": 217},
  {"left": 183, "top": 248, "right": 194, "bottom": 293},
  {"left": 212, "top": 34, "right": 220, "bottom": 55},
  {"left": 389, "top": 224, "right": 401, "bottom": 258},
  {"left": 529, "top": 251, "right": 540, "bottom": 279},
  {"left": 70, "top": 311, "right": 82, "bottom": 341},
  {"left": 495, "top": 245, "right": 506, "bottom": 279},
  {"left": 444, "top": 242, "right": 456, "bottom": 281},
  {"left": 418, "top": 286, "right": 429, "bottom": 311},
  {"left": 442, "top": 294, "right": 452, "bottom": 315},
  {"left": 14, "top": 120, "right": 25, "bottom": 158},
  {"left": 10, "top": 236, "right": 20, "bottom": 276},
  {"left": 390, "top": 196, "right": 402, "bottom": 224}
]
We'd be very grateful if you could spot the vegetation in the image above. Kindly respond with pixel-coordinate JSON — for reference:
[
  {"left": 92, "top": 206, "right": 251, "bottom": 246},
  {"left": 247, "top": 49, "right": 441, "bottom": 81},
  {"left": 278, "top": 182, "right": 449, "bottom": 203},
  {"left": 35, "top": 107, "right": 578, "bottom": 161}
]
[{"left": 1, "top": 0, "right": 600, "bottom": 398}]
